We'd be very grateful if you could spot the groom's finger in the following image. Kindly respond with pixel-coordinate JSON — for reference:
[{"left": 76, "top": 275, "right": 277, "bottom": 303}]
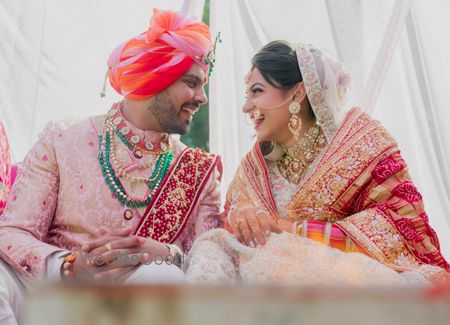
[
  {"left": 100, "top": 227, "right": 133, "bottom": 237},
  {"left": 88, "top": 236, "right": 144, "bottom": 257},
  {"left": 82, "top": 232, "right": 135, "bottom": 253}
]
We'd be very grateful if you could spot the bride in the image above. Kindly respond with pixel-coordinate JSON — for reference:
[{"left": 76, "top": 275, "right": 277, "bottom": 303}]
[{"left": 186, "top": 41, "right": 449, "bottom": 286}]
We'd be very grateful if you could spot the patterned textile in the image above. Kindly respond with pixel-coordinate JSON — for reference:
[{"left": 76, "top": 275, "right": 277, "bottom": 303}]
[
  {"left": 0, "top": 122, "right": 11, "bottom": 215},
  {"left": 267, "top": 160, "right": 298, "bottom": 219},
  {"left": 294, "top": 43, "right": 351, "bottom": 141},
  {"left": 187, "top": 229, "right": 429, "bottom": 286},
  {"left": 0, "top": 112, "right": 222, "bottom": 278},
  {"left": 221, "top": 108, "right": 449, "bottom": 283},
  {"left": 135, "top": 147, "right": 221, "bottom": 243}
]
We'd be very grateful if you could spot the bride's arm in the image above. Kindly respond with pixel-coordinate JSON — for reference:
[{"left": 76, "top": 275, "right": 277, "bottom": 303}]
[{"left": 289, "top": 219, "right": 360, "bottom": 252}]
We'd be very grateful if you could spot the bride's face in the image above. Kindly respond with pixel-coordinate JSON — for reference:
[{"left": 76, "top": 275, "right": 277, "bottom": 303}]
[{"left": 243, "top": 68, "right": 293, "bottom": 143}]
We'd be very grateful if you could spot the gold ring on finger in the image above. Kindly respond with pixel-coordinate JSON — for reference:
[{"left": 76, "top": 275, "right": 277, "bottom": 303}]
[{"left": 104, "top": 243, "right": 112, "bottom": 251}]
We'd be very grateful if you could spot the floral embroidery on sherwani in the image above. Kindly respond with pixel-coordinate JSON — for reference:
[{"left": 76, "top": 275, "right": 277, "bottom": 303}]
[
  {"left": 0, "top": 115, "right": 223, "bottom": 278},
  {"left": 223, "top": 107, "right": 449, "bottom": 283}
]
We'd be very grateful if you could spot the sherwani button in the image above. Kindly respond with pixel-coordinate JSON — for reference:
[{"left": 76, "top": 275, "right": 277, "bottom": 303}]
[
  {"left": 133, "top": 149, "right": 143, "bottom": 159},
  {"left": 124, "top": 209, "right": 133, "bottom": 220}
]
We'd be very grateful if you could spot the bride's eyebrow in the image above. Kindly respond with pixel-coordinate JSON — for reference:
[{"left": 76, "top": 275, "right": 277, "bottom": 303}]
[
  {"left": 245, "top": 82, "right": 265, "bottom": 93},
  {"left": 250, "top": 82, "right": 265, "bottom": 89}
]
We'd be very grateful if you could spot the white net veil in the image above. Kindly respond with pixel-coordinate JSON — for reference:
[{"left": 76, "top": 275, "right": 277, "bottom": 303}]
[{"left": 294, "top": 43, "right": 351, "bottom": 140}]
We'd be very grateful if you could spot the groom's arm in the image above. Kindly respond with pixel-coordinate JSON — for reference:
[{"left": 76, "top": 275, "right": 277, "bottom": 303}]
[{"left": 0, "top": 121, "right": 65, "bottom": 279}]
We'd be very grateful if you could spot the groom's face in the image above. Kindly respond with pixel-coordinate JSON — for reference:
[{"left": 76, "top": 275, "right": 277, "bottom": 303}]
[
  {"left": 149, "top": 64, "right": 207, "bottom": 134},
  {"left": 243, "top": 68, "right": 293, "bottom": 144}
]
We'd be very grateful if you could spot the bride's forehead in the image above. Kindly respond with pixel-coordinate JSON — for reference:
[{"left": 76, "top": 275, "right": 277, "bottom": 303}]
[
  {"left": 245, "top": 68, "right": 264, "bottom": 85},
  {"left": 244, "top": 70, "right": 252, "bottom": 84}
]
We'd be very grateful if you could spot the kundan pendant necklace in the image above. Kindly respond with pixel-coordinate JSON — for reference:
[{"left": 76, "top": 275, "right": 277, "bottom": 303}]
[
  {"left": 277, "top": 124, "right": 326, "bottom": 184},
  {"left": 98, "top": 104, "right": 173, "bottom": 207}
]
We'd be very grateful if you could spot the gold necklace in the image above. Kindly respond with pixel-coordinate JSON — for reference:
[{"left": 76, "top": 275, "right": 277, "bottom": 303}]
[
  {"left": 104, "top": 117, "right": 168, "bottom": 184},
  {"left": 110, "top": 101, "right": 170, "bottom": 154},
  {"left": 277, "top": 124, "right": 326, "bottom": 184}
]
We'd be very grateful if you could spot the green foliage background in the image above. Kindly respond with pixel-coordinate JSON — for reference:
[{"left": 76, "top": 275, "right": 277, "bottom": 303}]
[{"left": 180, "top": 0, "right": 210, "bottom": 151}]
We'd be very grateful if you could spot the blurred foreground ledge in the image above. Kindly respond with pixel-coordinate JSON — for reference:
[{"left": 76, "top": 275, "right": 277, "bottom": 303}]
[{"left": 25, "top": 283, "right": 450, "bottom": 325}]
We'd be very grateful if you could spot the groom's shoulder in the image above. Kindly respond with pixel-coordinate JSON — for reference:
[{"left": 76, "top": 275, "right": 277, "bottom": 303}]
[
  {"left": 185, "top": 147, "right": 221, "bottom": 163},
  {"left": 38, "top": 115, "right": 104, "bottom": 141},
  {"left": 171, "top": 139, "right": 220, "bottom": 163}
]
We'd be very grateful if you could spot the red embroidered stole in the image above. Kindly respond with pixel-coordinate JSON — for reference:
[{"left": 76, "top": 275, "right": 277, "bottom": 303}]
[{"left": 134, "top": 147, "right": 220, "bottom": 243}]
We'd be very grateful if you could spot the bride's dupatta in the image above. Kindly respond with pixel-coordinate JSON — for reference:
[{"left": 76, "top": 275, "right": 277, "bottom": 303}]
[{"left": 224, "top": 107, "right": 449, "bottom": 282}]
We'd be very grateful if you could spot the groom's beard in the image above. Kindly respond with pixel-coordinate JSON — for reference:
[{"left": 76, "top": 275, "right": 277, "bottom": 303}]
[{"left": 151, "top": 91, "right": 199, "bottom": 135}]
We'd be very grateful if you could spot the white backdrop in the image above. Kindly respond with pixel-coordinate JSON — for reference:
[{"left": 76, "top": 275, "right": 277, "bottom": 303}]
[{"left": 209, "top": 0, "right": 450, "bottom": 258}]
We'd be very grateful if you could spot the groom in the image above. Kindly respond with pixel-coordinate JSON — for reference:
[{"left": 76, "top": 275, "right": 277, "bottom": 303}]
[{"left": 0, "top": 8, "right": 222, "bottom": 324}]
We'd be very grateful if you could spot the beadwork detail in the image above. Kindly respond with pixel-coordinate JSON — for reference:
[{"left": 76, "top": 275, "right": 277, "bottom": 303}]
[
  {"left": 277, "top": 124, "right": 326, "bottom": 184},
  {"left": 110, "top": 101, "right": 170, "bottom": 155},
  {"left": 98, "top": 106, "right": 174, "bottom": 208},
  {"left": 135, "top": 148, "right": 219, "bottom": 243}
]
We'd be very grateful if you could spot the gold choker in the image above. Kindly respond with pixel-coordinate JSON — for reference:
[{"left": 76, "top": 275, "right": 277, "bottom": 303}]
[{"left": 277, "top": 125, "right": 326, "bottom": 184}]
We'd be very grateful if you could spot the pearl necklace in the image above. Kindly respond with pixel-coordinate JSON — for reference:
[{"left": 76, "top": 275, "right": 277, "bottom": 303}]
[
  {"left": 105, "top": 117, "right": 168, "bottom": 184},
  {"left": 98, "top": 113, "right": 173, "bottom": 208}
]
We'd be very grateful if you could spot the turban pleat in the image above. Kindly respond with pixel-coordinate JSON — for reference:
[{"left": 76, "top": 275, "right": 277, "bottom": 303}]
[{"left": 107, "top": 9, "right": 212, "bottom": 100}]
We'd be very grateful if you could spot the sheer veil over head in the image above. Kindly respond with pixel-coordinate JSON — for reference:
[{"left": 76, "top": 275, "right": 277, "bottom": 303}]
[{"left": 294, "top": 43, "right": 351, "bottom": 140}]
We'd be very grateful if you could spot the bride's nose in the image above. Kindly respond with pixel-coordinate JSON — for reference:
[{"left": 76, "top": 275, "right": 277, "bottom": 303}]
[{"left": 242, "top": 99, "right": 255, "bottom": 114}]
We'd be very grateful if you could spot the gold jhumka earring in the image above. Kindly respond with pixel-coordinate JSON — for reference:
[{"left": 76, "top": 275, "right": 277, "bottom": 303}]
[{"left": 287, "top": 100, "right": 302, "bottom": 140}]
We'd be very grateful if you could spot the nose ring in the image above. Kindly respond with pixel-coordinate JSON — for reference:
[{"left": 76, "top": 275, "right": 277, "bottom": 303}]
[{"left": 253, "top": 107, "right": 261, "bottom": 119}]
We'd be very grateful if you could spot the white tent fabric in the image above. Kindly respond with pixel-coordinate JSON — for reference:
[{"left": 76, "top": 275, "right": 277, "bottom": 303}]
[{"left": 209, "top": 0, "right": 450, "bottom": 258}]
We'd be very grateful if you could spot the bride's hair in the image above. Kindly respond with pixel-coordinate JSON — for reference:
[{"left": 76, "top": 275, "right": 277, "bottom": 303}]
[{"left": 252, "top": 40, "right": 302, "bottom": 91}]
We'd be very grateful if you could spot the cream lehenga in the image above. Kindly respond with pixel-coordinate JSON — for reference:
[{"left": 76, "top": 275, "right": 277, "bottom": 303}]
[{"left": 185, "top": 43, "right": 449, "bottom": 286}]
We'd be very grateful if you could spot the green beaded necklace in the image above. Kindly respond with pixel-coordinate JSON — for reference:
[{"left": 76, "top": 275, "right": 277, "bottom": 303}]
[{"left": 98, "top": 118, "right": 173, "bottom": 208}]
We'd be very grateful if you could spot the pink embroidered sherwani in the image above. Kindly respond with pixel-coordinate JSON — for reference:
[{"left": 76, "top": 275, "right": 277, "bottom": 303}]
[{"left": 0, "top": 110, "right": 223, "bottom": 280}]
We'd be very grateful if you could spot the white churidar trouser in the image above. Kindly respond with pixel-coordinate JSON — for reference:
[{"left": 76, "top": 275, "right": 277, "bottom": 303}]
[{"left": 0, "top": 258, "right": 185, "bottom": 324}]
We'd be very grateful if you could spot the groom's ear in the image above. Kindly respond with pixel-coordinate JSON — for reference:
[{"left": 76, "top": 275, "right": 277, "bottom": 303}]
[{"left": 293, "top": 82, "right": 307, "bottom": 103}]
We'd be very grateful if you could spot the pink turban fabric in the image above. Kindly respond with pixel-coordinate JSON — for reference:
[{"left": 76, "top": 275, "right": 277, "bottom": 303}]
[{"left": 107, "top": 9, "right": 213, "bottom": 100}]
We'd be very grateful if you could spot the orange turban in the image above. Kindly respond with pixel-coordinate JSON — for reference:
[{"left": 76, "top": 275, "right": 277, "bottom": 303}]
[{"left": 107, "top": 9, "right": 212, "bottom": 100}]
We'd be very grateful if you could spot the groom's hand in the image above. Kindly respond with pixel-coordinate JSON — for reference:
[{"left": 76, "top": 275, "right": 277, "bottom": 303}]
[
  {"left": 80, "top": 227, "right": 169, "bottom": 267},
  {"left": 70, "top": 227, "right": 140, "bottom": 283},
  {"left": 82, "top": 227, "right": 144, "bottom": 263},
  {"left": 228, "top": 206, "right": 274, "bottom": 247}
]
